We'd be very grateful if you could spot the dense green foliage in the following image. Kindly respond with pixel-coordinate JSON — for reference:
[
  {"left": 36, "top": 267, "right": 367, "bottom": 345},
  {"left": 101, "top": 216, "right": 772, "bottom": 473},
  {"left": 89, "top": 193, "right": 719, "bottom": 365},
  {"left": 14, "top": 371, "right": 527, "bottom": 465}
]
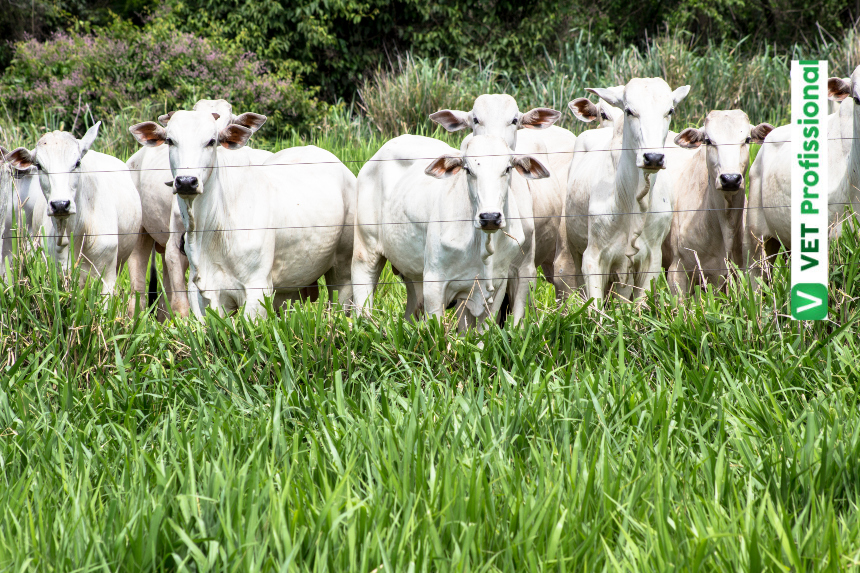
[
  {"left": 2, "top": 129, "right": 860, "bottom": 570},
  {"left": 0, "top": 19, "right": 318, "bottom": 136}
]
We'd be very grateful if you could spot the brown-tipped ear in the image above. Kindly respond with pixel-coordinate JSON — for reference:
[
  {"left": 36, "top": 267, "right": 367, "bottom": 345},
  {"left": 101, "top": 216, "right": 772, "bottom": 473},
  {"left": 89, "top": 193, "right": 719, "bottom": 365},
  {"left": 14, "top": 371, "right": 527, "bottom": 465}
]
[
  {"left": 519, "top": 107, "right": 561, "bottom": 130},
  {"left": 674, "top": 128, "right": 705, "bottom": 149},
  {"left": 232, "top": 112, "right": 267, "bottom": 133},
  {"left": 7, "top": 147, "right": 35, "bottom": 170},
  {"left": 157, "top": 111, "right": 176, "bottom": 127},
  {"left": 429, "top": 110, "right": 471, "bottom": 132},
  {"left": 424, "top": 154, "right": 464, "bottom": 178},
  {"left": 828, "top": 77, "right": 851, "bottom": 102},
  {"left": 218, "top": 125, "right": 252, "bottom": 150},
  {"left": 130, "top": 122, "right": 167, "bottom": 147},
  {"left": 749, "top": 123, "right": 775, "bottom": 144},
  {"left": 568, "top": 98, "right": 600, "bottom": 123},
  {"left": 513, "top": 155, "right": 550, "bottom": 179}
]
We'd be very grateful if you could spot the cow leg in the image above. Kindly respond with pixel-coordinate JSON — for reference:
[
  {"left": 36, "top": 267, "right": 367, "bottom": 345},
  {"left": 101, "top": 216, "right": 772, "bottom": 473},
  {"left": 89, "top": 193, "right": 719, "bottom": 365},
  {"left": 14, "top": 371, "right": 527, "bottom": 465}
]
[
  {"left": 157, "top": 253, "right": 171, "bottom": 321},
  {"left": 351, "top": 250, "right": 385, "bottom": 316},
  {"left": 126, "top": 229, "right": 154, "bottom": 316},
  {"left": 552, "top": 241, "right": 580, "bottom": 301},
  {"left": 405, "top": 281, "right": 422, "bottom": 321},
  {"left": 582, "top": 245, "right": 609, "bottom": 302},
  {"left": 165, "top": 233, "right": 191, "bottom": 317},
  {"left": 667, "top": 257, "right": 689, "bottom": 297},
  {"left": 325, "top": 252, "right": 352, "bottom": 310}
]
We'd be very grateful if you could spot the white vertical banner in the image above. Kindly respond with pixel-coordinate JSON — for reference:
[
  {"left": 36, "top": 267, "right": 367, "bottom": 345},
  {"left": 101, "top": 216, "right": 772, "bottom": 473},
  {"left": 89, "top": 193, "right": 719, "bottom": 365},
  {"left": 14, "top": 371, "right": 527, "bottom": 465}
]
[{"left": 790, "top": 60, "right": 828, "bottom": 320}]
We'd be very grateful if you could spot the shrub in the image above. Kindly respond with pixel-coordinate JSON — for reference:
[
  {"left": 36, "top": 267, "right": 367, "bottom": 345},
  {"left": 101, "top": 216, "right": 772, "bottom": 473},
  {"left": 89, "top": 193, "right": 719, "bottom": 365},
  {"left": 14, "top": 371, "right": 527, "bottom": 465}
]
[{"left": 0, "top": 18, "right": 320, "bottom": 136}]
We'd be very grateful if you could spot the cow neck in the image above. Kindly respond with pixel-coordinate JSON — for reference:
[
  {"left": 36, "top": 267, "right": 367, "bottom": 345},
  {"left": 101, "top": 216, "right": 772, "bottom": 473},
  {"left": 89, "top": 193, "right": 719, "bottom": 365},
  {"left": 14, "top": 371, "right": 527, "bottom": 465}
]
[
  {"left": 704, "top": 151, "right": 745, "bottom": 264},
  {"left": 184, "top": 149, "right": 247, "bottom": 257},
  {"left": 52, "top": 174, "right": 94, "bottom": 253},
  {"left": 615, "top": 123, "right": 648, "bottom": 214}
]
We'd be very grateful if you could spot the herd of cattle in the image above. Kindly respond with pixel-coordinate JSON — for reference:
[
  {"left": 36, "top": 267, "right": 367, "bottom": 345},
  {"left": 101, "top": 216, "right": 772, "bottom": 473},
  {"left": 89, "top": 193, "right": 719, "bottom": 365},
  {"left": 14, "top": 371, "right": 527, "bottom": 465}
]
[{"left": 1, "top": 65, "right": 858, "bottom": 327}]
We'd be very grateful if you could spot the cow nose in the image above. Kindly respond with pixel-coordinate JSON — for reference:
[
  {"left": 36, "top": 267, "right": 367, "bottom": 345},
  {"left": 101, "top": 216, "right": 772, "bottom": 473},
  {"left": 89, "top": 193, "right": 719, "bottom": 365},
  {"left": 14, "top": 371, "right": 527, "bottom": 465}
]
[
  {"left": 49, "top": 200, "right": 71, "bottom": 216},
  {"left": 174, "top": 175, "right": 199, "bottom": 194},
  {"left": 478, "top": 212, "right": 503, "bottom": 230},
  {"left": 642, "top": 153, "right": 665, "bottom": 169},
  {"left": 719, "top": 173, "right": 743, "bottom": 190}
]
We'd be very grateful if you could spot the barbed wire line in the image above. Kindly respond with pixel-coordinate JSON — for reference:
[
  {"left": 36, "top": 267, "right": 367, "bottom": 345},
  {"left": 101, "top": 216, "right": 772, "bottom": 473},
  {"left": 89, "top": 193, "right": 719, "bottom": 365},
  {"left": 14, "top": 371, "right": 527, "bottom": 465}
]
[
  {"left": 82, "top": 262, "right": 846, "bottom": 295},
  {"left": 1, "top": 134, "right": 859, "bottom": 176},
  {"left": 2, "top": 201, "right": 857, "bottom": 241}
]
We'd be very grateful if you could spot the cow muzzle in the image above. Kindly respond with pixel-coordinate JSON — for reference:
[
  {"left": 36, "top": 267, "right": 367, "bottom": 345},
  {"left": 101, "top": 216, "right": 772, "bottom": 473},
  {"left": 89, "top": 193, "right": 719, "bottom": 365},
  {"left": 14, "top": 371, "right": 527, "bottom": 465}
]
[
  {"left": 718, "top": 173, "right": 743, "bottom": 193},
  {"left": 478, "top": 212, "right": 504, "bottom": 232},
  {"left": 48, "top": 200, "right": 74, "bottom": 218},
  {"left": 173, "top": 175, "right": 200, "bottom": 196},
  {"left": 640, "top": 152, "right": 665, "bottom": 171}
]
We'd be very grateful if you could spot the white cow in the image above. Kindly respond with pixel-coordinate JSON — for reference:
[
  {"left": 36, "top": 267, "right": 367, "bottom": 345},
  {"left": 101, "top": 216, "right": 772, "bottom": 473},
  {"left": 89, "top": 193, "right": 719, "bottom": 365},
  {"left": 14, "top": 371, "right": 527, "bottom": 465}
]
[
  {"left": 6, "top": 123, "right": 146, "bottom": 311},
  {"left": 430, "top": 94, "right": 574, "bottom": 297},
  {"left": 551, "top": 93, "right": 626, "bottom": 295},
  {"left": 129, "top": 111, "right": 355, "bottom": 318},
  {"left": 559, "top": 78, "right": 690, "bottom": 301},
  {"left": 744, "top": 67, "right": 859, "bottom": 281},
  {"left": 126, "top": 99, "right": 268, "bottom": 318},
  {"left": 665, "top": 111, "right": 773, "bottom": 294},
  {"left": 352, "top": 134, "right": 548, "bottom": 327},
  {"left": 1, "top": 147, "right": 48, "bottom": 271}
]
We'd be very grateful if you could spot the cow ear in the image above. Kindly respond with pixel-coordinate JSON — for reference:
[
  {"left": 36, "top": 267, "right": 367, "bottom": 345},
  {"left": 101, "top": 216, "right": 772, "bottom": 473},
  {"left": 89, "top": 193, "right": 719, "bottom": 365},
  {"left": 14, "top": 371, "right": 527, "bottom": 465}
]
[
  {"left": 828, "top": 77, "right": 851, "bottom": 101},
  {"left": 7, "top": 147, "right": 35, "bottom": 171},
  {"left": 157, "top": 111, "right": 176, "bottom": 127},
  {"left": 568, "top": 98, "right": 600, "bottom": 123},
  {"left": 671, "top": 85, "right": 691, "bottom": 107},
  {"left": 218, "top": 125, "right": 252, "bottom": 150},
  {"left": 231, "top": 112, "right": 267, "bottom": 133},
  {"left": 429, "top": 110, "right": 471, "bottom": 132},
  {"left": 674, "top": 128, "right": 704, "bottom": 149},
  {"left": 750, "top": 123, "right": 775, "bottom": 144},
  {"left": 513, "top": 155, "right": 550, "bottom": 180},
  {"left": 585, "top": 86, "right": 624, "bottom": 109},
  {"left": 79, "top": 121, "right": 101, "bottom": 156},
  {"left": 519, "top": 108, "right": 560, "bottom": 130},
  {"left": 424, "top": 154, "right": 464, "bottom": 178},
  {"left": 130, "top": 122, "right": 167, "bottom": 147}
]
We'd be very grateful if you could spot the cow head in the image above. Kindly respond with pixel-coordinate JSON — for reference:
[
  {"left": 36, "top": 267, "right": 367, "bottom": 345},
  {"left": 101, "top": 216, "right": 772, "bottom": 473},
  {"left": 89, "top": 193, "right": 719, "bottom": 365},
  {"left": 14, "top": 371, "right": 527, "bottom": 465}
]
[
  {"left": 568, "top": 90, "right": 624, "bottom": 128},
  {"left": 675, "top": 110, "right": 773, "bottom": 196},
  {"left": 129, "top": 110, "right": 261, "bottom": 197},
  {"left": 587, "top": 78, "right": 690, "bottom": 172},
  {"left": 6, "top": 122, "right": 101, "bottom": 219},
  {"left": 424, "top": 135, "right": 549, "bottom": 232},
  {"left": 430, "top": 94, "right": 561, "bottom": 149}
]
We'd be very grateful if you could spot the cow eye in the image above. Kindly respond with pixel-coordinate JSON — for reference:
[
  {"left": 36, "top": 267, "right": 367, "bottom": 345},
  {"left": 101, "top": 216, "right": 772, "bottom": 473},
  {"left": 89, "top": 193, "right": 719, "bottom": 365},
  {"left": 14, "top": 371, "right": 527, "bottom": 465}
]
[
  {"left": 667, "top": 108, "right": 675, "bottom": 116},
  {"left": 463, "top": 165, "right": 472, "bottom": 175},
  {"left": 854, "top": 96, "right": 860, "bottom": 105},
  {"left": 600, "top": 111, "right": 609, "bottom": 120},
  {"left": 511, "top": 118, "right": 517, "bottom": 125},
  {"left": 473, "top": 118, "right": 479, "bottom": 125},
  {"left": 704, "top": 138, "right": 712, "bottom": 146},
  {"left": 33, "top": 162, "right": 41, "bottom": 170},
  {"left": 625, "top": 108, "right": 634, "bottom": 117},
  {"left": 207, "top": 139, "right": 216, "bottom": 147},
  {"left": 745, "top": 137, "right": 752, "bottom": 144},
  {"left": 74, "top": 160, "right": 81, "bottom": 169},
  {"left": 505, "top": 165, "right": 512, "bottom": 174},
  {"left": 165, "top": 138, "right": 173, "bottom": 146}
]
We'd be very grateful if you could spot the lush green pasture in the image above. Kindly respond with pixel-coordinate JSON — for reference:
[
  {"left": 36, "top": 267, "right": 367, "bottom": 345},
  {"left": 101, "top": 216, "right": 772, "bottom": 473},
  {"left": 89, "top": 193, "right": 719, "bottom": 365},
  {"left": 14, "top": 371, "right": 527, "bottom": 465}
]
[{"left": 3, "top": 125, "right": 860, "bottom": 573}]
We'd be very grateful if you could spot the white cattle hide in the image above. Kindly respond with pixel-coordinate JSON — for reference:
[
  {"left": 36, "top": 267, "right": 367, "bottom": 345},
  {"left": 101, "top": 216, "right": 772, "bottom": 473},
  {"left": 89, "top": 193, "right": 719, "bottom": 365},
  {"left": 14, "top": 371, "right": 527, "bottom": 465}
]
[
  {"left": 6, "top": 123, "right": 144, "bottom": 310},
  {"left": 559, "top": 78, "right": 690, "bottom": 301},
  {"left": 431, "top": 94, "right": 573, "bottom": 298},
  {"left": 352, "top": 134, "right": 548, "bottom": 328},
  {"left": 130, "top": 111, "right": 354, "bottom": 318},
  {"left": 665, "top": 111, "right": 773, "bottom": 294},
  {"left": 126, "top": 99, "right": 268, "bottom": 317}
]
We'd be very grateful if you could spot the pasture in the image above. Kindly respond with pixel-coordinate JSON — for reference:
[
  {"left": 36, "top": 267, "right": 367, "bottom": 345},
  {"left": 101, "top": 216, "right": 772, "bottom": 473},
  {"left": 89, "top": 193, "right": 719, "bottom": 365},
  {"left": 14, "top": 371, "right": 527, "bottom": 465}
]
[{"left": 2, "top": 32, "right": 860, "bottom": 573}]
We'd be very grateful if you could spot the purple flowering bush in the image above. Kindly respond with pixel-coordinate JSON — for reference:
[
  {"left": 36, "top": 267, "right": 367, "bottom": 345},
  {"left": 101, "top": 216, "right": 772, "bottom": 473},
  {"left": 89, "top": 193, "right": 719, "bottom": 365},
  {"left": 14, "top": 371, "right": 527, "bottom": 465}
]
[{"left": 1, "top": 19, "right": 319, "bottom": 135}]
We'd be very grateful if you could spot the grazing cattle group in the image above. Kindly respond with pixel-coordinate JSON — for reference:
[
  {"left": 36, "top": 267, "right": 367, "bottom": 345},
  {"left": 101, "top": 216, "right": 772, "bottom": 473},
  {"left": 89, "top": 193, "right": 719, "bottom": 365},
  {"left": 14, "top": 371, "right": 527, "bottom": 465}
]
[{"left": 1, "top": 64, "right": 858, "bottom": 328}]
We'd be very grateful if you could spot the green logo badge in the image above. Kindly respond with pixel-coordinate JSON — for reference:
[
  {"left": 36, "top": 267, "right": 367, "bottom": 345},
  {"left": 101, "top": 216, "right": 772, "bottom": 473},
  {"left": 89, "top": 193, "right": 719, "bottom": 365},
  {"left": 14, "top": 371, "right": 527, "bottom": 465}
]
[{"left": 791, "top": 283, "right": 827, "bottom": 320}]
